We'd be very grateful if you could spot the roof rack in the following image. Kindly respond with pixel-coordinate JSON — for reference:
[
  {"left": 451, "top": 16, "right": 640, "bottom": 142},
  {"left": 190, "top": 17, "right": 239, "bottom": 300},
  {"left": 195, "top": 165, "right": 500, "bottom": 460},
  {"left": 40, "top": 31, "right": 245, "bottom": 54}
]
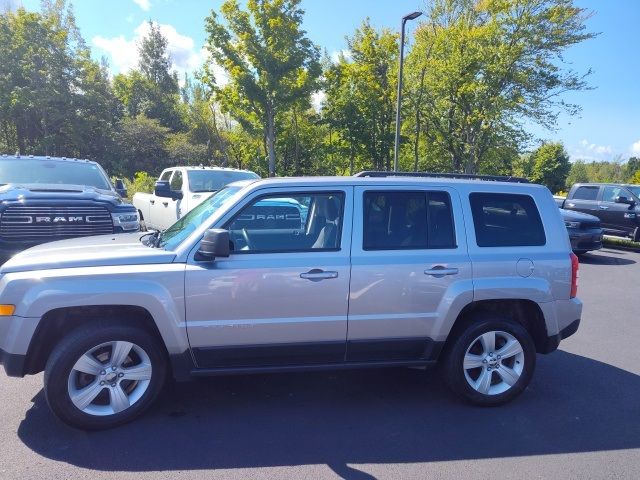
[{"left": 354, "top": 171, "right": 530, "bottom": 183}]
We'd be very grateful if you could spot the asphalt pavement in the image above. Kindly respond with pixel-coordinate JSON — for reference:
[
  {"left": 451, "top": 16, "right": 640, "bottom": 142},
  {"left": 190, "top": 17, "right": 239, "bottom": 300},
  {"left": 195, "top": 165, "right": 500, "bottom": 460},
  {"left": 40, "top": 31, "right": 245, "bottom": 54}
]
[{"left": 0, "top": 248, "right": 639, "bottom": 479}]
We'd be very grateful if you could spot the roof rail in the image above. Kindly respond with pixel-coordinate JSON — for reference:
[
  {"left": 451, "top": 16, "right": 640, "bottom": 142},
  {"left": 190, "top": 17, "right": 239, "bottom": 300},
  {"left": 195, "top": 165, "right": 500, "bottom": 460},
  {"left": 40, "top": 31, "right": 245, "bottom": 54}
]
[{"left": 354, "top": 171, "right": 530, "bottom": 183}]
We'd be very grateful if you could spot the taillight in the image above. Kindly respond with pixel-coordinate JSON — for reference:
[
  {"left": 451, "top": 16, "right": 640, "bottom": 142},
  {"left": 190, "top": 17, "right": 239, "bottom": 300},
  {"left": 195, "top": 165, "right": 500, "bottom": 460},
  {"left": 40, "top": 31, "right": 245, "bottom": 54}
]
[{"left": 570, "top": 252, "right": 579, "bottom": 298}]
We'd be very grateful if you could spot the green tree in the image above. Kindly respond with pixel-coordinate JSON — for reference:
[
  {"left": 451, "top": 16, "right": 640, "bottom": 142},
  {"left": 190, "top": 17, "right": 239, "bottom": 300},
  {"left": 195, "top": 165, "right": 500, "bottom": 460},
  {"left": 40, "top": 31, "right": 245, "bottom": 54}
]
[
  {"left": 530, "top": 142, "right": 571, "bottom": 193},
  {"left": 113, "top": 115, "right": 170, "bottom": 176},
  {"left": 404, "top": 0, "right": 596, "bottom": 174},
  {"left": 204, "top": 0, "right": 321, "bottom": 176},
  {"left": 566, "top": 159, "right": 589, "bottom": 187},
  {"left": 322, "top": 21, "right": 398, "bottom": 172}
]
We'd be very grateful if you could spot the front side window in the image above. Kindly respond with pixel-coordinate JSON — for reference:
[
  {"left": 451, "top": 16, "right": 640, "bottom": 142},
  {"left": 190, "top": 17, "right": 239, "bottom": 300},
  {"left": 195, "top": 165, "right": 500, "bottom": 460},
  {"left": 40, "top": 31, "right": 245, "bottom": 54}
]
[
  {"left": 602, "top": 186, "right": 626, "bottom": 203},
  {"left": 470, "top": 193, "right": 546, "bottom": 247},
  {"left": 159, "top": 170, "right": 172, "bottom": 182},
  {"left": 363, "top": 190, "right": 456, "bottom": 250},
  {"left": 226, "top": 192, "right": 344, "bottom": 253},
  {"left": 170, "top": 170, "right": 183, "bottom": 191}
]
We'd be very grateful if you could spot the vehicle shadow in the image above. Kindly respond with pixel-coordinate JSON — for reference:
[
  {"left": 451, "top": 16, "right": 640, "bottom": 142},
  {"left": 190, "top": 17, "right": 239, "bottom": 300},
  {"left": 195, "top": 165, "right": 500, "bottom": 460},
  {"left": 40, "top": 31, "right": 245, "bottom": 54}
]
[
  {"left": 579, "top": 251, "right": 636, "bottom": 265},
  {"left": 17, "top": 351, "right": 640, "bottom": 476}
]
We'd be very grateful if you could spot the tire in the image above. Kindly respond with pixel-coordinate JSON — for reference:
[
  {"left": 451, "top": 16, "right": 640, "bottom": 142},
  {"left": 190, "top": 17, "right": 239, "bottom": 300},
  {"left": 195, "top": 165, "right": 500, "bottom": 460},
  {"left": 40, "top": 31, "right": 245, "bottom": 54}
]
[
  {"left": 441, "top": 315, "right": 536, "bottom": 406},
  {"left": 633, "top": 227, "right": 640, "bottom": 243},
  {"left": 44, "top": 322, "right": 166, "bottom": 430}
]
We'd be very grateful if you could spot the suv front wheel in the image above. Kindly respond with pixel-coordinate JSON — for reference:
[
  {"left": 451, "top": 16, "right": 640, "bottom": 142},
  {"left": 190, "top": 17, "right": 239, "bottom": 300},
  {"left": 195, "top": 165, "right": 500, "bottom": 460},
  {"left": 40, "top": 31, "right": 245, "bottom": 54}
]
[
  {"left": 442, "top": 316, "right": 536, "bottom": 406},
  {"left": 44, "top": 322, "right": 166, "bottom": 430}
]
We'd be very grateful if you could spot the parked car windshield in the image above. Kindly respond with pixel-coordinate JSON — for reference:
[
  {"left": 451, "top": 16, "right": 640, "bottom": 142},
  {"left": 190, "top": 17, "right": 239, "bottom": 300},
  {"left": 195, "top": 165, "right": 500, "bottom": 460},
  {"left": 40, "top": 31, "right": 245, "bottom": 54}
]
[
  {"left": 0, "top": 159, "right": 111, "bottom": 190},
  {"left": 187, "top": 170, "right": 259, "bottom": 192},
  {"left": 158, "top": 186, "right": 241, "bottom": 250}
]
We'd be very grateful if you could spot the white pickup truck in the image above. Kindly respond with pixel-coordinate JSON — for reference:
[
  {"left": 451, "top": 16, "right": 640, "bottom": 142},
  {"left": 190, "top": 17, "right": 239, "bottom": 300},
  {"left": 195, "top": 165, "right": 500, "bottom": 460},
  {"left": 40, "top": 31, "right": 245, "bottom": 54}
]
[{"left": 132, "top": 166, "right": 259, "bottom": 231}]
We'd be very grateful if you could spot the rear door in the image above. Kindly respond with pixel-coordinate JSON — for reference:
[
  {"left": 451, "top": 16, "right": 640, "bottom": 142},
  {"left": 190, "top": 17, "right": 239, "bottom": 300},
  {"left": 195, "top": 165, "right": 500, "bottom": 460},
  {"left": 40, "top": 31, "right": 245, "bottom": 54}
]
[
  {"left": 563, "top": 185, "right": 601, "bottom": 218},
  {"left": 347, "top": 186, "right": 472, "bottom": 362}
]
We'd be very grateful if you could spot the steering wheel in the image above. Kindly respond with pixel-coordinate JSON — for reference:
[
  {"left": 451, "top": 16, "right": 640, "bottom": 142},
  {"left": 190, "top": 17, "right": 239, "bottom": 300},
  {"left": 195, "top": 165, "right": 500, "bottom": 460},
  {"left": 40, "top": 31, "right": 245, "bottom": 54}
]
[{"left": 241, "top": 228, "right": 253, "bottom": 250}]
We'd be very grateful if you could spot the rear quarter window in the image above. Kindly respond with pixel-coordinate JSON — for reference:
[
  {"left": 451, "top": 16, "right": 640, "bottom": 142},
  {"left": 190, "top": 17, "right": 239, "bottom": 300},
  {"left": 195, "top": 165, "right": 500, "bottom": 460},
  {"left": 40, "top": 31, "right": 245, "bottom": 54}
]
[{"left": 469, "top": 193, "right": 546, "bottom": 247}]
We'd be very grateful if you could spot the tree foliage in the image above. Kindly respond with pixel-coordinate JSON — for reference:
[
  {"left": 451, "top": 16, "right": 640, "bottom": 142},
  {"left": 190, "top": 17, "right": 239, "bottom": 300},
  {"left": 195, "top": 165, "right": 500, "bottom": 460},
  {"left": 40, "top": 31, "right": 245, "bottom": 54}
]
[
  {"left": 204, "top": 0, "right": 321, "bottom": 176},
  {"left": 403, "top": 0, "right": 596, "bottom": 174}
]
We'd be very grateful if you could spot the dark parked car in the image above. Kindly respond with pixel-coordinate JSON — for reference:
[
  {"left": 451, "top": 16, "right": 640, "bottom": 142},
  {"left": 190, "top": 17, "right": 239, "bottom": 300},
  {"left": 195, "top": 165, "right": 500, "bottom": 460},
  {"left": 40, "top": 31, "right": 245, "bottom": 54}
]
[
  {"left": 0, "top": 154, "right": 139, "bottom": 263},
  {"left": 557, "top": 183, "right": 640, "bottom": 241},
  {"left": 560, "top": 208, "right": 603, "bottom": 255}
]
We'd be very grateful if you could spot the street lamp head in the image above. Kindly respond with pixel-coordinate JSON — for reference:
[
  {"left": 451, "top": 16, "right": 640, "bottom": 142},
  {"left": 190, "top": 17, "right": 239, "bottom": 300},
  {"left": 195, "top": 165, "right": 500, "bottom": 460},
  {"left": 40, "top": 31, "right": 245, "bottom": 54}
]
[{"left": 403, "top": 11, "right": 423, "bottom": 21}]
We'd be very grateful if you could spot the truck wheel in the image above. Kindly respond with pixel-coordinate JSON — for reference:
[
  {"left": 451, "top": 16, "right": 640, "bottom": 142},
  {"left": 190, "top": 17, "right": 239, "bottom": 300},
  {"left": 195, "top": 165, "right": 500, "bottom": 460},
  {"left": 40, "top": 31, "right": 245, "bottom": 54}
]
[
  {"left": 633, "top": 227, "right": 640, "bottom": 243},
  {"left": 441, "top": 316, "right": 536, "bottom": 406},
  {"left": 44, "top": 322, "right": 166, "bottom": 430}
]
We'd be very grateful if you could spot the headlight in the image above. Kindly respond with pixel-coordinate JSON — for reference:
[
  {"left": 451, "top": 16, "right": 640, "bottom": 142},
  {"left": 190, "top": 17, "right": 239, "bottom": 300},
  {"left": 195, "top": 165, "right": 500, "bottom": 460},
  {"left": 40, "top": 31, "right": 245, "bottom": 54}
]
[
  {"left": 111, "top": 212, "right": 140, "bottom": 231},
  {"left": 564, "top": 221, "right": 580, "bottom": 229}
]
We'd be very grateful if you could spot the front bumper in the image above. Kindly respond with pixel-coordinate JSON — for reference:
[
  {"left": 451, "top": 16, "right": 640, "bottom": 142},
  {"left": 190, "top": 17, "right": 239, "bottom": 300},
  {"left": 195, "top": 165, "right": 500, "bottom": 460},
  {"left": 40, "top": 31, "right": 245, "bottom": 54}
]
[
  {"left": 0, "top": 348, "right": 26, "bottom": 377},
  {"left": 568, "top": 228, "right": 603, "bottom": 253}
]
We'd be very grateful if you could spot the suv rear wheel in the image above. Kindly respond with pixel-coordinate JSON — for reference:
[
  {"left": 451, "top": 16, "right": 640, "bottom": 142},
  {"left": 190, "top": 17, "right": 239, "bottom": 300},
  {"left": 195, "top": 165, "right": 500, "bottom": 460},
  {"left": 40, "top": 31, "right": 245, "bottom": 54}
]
[
  {"left": 442, "top": 316, "right": 536, "bottom": 406},
  {"left": 44, "top": 322, "right": 166, "bottom": 430}
]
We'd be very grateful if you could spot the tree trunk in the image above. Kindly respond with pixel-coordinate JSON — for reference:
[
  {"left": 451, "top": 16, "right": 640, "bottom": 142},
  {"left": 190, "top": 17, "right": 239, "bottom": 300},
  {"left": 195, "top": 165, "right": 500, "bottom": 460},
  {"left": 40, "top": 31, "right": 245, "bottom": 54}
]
[{"left": 266, "top": 103, "right": 276, "bottom": 177}]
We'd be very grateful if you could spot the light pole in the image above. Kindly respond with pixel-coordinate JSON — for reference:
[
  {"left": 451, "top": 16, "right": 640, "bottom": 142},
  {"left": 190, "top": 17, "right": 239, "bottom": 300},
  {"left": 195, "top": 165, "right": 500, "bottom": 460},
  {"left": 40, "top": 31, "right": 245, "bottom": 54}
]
[{"left": 394, "top": 11, "right": 423, "bottom": 172}]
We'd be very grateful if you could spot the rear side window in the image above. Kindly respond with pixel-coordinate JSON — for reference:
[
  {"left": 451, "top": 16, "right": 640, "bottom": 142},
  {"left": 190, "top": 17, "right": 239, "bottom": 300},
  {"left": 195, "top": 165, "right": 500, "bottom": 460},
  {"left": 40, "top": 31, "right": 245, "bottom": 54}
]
[
  {"left": 363, "top": 190, "right": 456, "bottom": 250},
  {"left": 470, "top": 193, "right": 546, "bottom": 247},
  {"left": 573, "top": 186, "right": 599, "bottom": 201}
]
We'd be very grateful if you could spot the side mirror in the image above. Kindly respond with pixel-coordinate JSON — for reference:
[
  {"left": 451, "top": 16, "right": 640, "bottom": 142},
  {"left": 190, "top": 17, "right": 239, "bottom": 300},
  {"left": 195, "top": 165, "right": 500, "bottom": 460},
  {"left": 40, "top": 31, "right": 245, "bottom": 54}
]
[
  {"left": 154, "top": 180, "right": 172, "bottom": 198},
  {"left": 196, "top": 229, "right": 230, "bottom": 261},
  {"left": 615, "top": 196, "right": 635, "bottom": 205},
  {"left": 114, "top": 178, "right": 127, "bottom": 198},
  {"left": 155, "top": 180, "right": 184, "bottom": 200}
]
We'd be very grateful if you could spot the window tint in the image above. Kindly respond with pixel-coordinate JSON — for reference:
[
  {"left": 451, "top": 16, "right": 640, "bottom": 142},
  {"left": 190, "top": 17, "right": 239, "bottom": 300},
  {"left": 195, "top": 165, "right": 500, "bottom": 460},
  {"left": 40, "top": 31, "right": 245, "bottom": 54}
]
[
  {"left": 602, "top": 186, "right": 624, "bottom": 203},
  {"left": 470, "top": 193, "right": 545, "bottom": 247},
  {"left": 170, "top": 170, "right": 183, "bottom": 191},
  {"left": 573, "top": 186, "right": 599, "bottom": 201},
  {"left": 160, "top": 170, "right": 172, "bottom": 182},
  {"left": 0, "top": 159, "right": 111, "bottom": 190},
  {"left": 363, "top": 191, "right": 455, "bottom": 250},
  {"left": 227, "top": 192, "right": 343, "bottom": 253}
]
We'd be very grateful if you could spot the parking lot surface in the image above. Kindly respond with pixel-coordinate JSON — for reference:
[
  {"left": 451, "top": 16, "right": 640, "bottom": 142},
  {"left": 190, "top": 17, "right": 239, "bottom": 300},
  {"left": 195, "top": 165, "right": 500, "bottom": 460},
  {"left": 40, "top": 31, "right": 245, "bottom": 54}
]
[{"left": 0, "top": 248, "right": 639, "bottom": 479}]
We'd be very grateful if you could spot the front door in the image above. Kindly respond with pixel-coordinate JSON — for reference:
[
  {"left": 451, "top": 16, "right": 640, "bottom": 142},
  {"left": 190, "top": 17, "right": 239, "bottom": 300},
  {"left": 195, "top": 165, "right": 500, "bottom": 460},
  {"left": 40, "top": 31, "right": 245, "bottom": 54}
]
[
  {"left": 347, "top": 186, "right": 472, "bottom": 362},
  {"left": 185, "top": 187, "right": 353, "bottom": 368},
  {"left": 599, "top": 185, "right": 636, "bottom": 235}
]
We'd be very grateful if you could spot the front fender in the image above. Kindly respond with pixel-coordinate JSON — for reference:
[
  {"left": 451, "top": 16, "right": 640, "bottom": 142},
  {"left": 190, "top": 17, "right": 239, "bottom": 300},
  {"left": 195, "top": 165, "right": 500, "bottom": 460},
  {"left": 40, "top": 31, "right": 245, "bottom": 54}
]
[{"left": 2, "top": 264, "right": 189, "bottom": 354}]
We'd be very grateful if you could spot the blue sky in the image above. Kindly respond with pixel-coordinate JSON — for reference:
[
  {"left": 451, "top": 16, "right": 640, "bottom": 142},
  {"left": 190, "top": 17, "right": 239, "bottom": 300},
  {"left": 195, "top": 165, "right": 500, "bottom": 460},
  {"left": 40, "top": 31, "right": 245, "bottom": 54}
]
[{"left": 18, "top": 0, "right": 640, "bottom": 162}]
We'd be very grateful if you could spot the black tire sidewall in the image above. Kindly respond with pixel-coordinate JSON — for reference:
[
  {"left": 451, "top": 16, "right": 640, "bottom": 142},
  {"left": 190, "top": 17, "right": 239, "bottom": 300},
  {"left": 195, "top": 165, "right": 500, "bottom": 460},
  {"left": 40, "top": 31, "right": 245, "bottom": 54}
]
[
  {"left": 44, "top": 323, "right": 166, "bottom": 430},
  {"left": 444, "top": 317, "right": 536, "bottom": 406}
]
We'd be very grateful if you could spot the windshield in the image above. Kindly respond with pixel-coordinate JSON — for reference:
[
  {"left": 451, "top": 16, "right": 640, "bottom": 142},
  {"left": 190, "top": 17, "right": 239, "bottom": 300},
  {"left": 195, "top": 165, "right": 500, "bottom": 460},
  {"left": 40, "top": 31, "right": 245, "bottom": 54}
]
[
  {"left": 0, "top": 159, "right": 111, "bottom": 189},
  {"left": 627, "top": 186, "right": 640, "bottom": 198},
  {"left": 158, "top": 186, "right": 241, "bottom": 250},
  {"left": 187, "top": 170, "right": 259, "bottom": 192}
]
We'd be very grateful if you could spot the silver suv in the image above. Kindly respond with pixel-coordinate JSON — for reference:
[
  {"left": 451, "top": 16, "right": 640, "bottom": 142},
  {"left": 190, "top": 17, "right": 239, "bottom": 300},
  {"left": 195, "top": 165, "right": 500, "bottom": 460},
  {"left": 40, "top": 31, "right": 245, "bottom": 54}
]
[{"left": 0, "top": 173, "right": 582, "bottom": 429}]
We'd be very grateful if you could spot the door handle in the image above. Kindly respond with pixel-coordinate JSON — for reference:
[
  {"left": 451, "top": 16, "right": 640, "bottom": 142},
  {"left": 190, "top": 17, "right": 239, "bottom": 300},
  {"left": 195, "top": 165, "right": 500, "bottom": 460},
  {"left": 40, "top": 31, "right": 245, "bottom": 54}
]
[
  {"left": 424, "top": 266, "right": 459, "bottom": 277},
  {"left": 599, "top": 205, "right": 608, "bottom": 210},
  {"left": 162, "top": 201, "right": 169, "bottom": 207},
  {"left": 150, "top": 200, "right": 155, "bottom": 205},
  {"left": 300, "top": 269, "right": 339, "bottom": 281}
]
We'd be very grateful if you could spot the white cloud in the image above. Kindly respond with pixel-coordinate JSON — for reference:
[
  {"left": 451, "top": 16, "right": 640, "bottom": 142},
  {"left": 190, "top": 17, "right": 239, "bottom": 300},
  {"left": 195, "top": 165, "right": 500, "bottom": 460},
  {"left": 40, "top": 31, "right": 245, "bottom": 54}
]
[
  {"left": 573, "top": 139, "right": 614, "bottom": 160},
  {"left": 92, "top": 22, "right": 205, "bottom": 78},
  {"left": 330, "top": 49, "right": 352, "bottom": 63},
  {"left": 133, "top": 0, "right": 150, "bottom": 11},
  {"left": 631, "top": 140, "right": 640, "bottom": 156},
  {"left": 312, "top": 90, "right": 326, "bottom": 112}
]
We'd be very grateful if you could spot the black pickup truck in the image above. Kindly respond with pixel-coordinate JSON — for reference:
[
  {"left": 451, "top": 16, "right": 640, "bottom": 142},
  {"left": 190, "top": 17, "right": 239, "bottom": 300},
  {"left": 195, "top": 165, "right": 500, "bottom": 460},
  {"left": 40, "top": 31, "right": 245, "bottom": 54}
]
[
  {"left": 0, "top": 155, "right": 139, "bottom": 262},
  {"left": 556, "top": 183, "right": 640, "bottom": 242}
]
